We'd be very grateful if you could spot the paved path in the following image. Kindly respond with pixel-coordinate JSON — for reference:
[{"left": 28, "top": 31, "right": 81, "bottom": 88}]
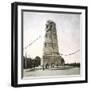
[{"left": 23, "top": 67, "right": 80, "bottom": 78}]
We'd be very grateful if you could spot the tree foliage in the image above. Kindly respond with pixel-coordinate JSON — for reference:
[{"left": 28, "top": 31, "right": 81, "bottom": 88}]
[{"left": 24, "top": 56, "right": 41, "bottom": 69}]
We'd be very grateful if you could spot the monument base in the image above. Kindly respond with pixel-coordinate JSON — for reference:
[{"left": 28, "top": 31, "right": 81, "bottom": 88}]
[{"left": 43, "top": 55, "right": 64, "bottom": 69}]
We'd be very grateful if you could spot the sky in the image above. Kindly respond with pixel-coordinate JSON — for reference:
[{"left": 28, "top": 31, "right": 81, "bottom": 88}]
[{"left": 23, "top": 11, "right": 80, "bottom": 63}]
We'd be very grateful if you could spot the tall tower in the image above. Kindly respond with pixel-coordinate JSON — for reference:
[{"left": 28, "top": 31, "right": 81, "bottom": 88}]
[{"left": 43, "top": 20, "right": 63, "bottom": 68}]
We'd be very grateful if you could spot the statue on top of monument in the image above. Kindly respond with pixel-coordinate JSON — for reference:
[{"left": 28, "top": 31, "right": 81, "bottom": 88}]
[{"left": 46, "top": 20, "right": 56, "bottom": 32}]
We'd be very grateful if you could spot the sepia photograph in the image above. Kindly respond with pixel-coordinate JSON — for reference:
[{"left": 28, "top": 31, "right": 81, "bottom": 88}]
[
  {"left": 22, "top": 11, "right": 81, "bottom": 79},
  {"left": 11, "top": 2, "right": 87, "bottom": 87}
]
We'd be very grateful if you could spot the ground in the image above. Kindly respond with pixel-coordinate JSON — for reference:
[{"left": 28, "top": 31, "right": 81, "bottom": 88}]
[{"left": 23, "top": 66, "right": 80, "bottom": 79}]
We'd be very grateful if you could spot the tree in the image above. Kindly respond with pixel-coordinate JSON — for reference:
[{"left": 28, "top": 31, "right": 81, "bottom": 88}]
[
  {"left": 35, "top": 56, "right": 41, "bottom": 67},
  {"left": 61, "top": 56, "right": 65, "bottom": 65}
]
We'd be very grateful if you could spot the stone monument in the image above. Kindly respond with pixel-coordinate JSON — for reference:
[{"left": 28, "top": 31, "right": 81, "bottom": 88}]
[{"left": 43, "top": 20, "right": 64, "bottom": 68}]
